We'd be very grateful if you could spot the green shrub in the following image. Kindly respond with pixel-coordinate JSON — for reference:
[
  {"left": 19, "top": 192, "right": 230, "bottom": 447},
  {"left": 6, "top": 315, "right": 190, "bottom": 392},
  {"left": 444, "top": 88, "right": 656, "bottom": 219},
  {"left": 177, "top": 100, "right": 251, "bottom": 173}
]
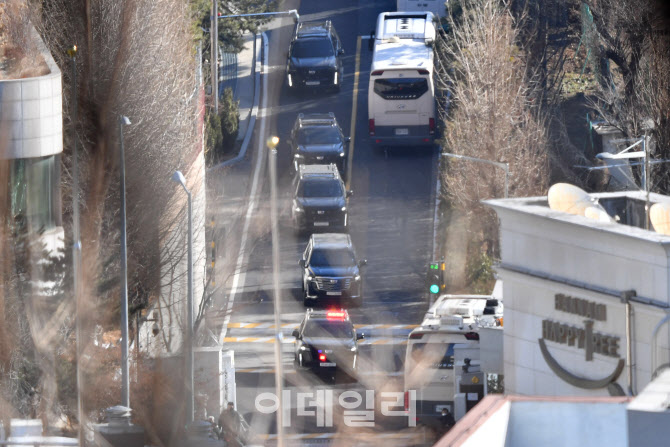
[{"left": 219, "top": 87, "right": 239, "bottom": 151}]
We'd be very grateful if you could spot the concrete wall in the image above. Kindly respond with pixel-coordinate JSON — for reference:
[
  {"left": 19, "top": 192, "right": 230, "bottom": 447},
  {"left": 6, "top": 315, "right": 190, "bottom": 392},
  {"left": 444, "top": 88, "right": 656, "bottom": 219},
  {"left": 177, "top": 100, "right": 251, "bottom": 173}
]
[
  {"left": 0, "top": 26, "right": 62, "bottom": 160},
  {"left": 139, "top": 150, "right": 207, "bottom": 357},
  {"left": 494, "top": 201, "right": 670, "bottom": 304}
]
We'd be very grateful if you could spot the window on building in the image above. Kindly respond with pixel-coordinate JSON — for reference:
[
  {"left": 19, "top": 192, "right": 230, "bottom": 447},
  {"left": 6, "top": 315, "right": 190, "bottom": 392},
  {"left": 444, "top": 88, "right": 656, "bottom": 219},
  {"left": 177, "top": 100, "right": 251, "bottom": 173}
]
[{"left": 8, "top": 155, "right": 61, "bottom": 234}]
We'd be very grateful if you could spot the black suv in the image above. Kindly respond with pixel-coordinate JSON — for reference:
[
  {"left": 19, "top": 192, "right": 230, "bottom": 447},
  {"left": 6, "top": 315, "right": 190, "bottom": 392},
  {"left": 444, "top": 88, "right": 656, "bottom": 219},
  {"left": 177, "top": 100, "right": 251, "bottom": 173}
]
[
  {"left": 286, "top": 20, "right": 344, "bottom": 92},
  {"left": 292, "top": 164, "right": 350, "bottom": 233},
  {"left": 289, "top": 113, "right": 350, "bottom": 178},
  {"left": 299, "top": 233, "right": 366, "bottom": 306},
  {"left": 292, "top": 309, "right": 364, "bottom": 378}
]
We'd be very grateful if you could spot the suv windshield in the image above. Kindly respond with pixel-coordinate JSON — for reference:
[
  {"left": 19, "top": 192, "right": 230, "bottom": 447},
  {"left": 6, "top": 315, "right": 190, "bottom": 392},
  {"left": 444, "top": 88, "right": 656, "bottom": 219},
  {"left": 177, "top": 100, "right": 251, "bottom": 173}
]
[
  {"left": 374, "top": 78, "right": 429, "bottom": 100},
  {"left": 291, "top": 39, "right": 335, "bottom": 58},
  {"left": 304, "top": 319, "right": 354, "bottom": 339},
  {"left": 299, "top": 179, "right": 343, "bottom": 197},
  {"left": 310, "top": 248, "right": 355, "bottom": 267},
  {"left": 298, "top": 126, "right": 341, "bottom": 145}
]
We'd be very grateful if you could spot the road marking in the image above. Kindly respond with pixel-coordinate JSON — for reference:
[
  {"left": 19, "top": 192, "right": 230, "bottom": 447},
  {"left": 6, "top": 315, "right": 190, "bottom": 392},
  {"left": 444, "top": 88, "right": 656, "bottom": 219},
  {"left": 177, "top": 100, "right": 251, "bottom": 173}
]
[
  {"left": 218, "top": 32, "right": 270, "bottom": 345},
  {"left": 345, "top": 35, "right": 362, "bottom": 190},
  {"left": 223, "top": 336, "right": 408, "bottom": 345},
  {"left": 228, "top": 323, "right": 418, "bottom": 330},
  {"left": 255, "top": 432, "right": 419, "bottom": 440},
  {"left": 236, "top": 368, "right": 404, "bottom": 376}
]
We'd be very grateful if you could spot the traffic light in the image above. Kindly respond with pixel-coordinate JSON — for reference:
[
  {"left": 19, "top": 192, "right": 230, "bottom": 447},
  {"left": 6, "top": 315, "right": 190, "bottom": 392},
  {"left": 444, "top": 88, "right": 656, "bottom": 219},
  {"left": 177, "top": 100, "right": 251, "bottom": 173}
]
[{"left": 428, "top": 261, "right": 445, "bottom": 294}]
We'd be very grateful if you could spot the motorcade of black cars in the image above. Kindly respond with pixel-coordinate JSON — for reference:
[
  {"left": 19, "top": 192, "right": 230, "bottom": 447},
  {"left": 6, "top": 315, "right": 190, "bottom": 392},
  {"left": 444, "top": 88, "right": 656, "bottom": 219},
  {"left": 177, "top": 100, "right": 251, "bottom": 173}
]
[
  {"left": 288, "top": 113, "right": 350, "bottom": 179},
  {"left": 291, "top": 164, "right": 351, "bottom": 233},
  {"left": 286, "top": 20, "right": 344, "bottom": 92},
  {"left": 292, "top": 308, "right": 365, "bottom": 380},
  {"left": 299, "top": 233, "right": 366, "bottom": 307}
]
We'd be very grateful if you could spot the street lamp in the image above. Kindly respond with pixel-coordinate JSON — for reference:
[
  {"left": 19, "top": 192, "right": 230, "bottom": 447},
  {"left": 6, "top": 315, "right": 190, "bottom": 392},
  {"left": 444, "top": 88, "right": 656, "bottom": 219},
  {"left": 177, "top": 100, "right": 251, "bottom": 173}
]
[
  {"left": 67, "top": 43, "right": 85, "bottom": 447},
  {"left": 171, "top": 170, "right": 194, "bottom": 423},
  {"left": 267, "top": 136, "right": 286, "bottom": 447},
  {"left": 442, "top": 152, "right": 509, "bottom": 198},
  {"left": 119, "top": 115, "right": 131, "bottom": 408}
]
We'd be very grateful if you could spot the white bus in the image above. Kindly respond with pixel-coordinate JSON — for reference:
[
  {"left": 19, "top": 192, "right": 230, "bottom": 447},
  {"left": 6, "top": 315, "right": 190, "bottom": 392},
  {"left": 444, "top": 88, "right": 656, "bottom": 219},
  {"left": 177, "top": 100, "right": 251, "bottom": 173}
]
[
  {"left": 397, "top": 0, "right": 447, "bottom": 18},
  {"left": 404, "top": 293, "right": 503, "bottom": 426},
  {"left": 368, "top": 12, "right": 437, "bottom": 147}
]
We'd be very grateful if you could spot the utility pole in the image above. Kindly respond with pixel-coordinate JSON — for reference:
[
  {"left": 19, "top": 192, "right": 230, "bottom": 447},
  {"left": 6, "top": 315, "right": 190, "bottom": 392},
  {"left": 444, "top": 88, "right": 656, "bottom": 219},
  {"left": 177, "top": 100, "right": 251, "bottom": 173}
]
[
  {"left": 644, "top": 131, "right": 650, "bottom": 230},
  {"left": 67, "top": 44, "right": 84, "bottom": 447},
  {"left": 119, "top": 115, "right": 131, "bottom": 408},
  {"left": 171, "top": 171, "right": 195, "bottom": 423},
  {"left": 267, "top": 136, "right": 285, "bottom": 447},
  {"left": 211, "top": 0, "right": 218, "bottom": 114}
]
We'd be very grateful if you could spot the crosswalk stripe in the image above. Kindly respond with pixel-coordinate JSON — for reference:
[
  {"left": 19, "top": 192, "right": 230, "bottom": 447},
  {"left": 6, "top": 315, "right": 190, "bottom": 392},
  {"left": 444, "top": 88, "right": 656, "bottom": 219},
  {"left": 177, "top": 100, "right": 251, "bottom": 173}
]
[
  {"left": 227, "top": 323, "right": 418, "bottom": 330},
  {"left": 223, "top": 337, "right": 408, "bottom": 345},
  {"left": 255, "top": 432, "right": 419, "bottom": 440},
  {"left": 236, "top": 368, "right": 404, "bottom": 376}
]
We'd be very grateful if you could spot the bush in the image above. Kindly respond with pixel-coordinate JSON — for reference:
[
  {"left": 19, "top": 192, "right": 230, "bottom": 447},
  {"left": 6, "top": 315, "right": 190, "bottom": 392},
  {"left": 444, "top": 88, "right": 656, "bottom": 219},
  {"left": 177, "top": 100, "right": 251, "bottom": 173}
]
[
  {"left": 205, "top": 87, "right": 239, "bottom": 165},
  {"left": 220, "top": 87, "right": 239, "bottom": 151}
]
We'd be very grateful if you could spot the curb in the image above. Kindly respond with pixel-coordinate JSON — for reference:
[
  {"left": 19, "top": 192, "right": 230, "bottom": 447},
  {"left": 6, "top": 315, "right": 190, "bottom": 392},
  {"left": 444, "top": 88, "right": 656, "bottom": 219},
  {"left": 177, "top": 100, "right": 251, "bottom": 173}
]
[{"left": 208, "top": 32, "right": 264, "bottom": 171}]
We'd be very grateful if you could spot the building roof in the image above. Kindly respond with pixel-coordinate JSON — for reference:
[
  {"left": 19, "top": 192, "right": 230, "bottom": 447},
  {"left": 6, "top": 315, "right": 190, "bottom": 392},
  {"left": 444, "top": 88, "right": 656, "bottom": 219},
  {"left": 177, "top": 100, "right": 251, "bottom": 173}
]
[
  {"left": 484, "top": 190, "right": 670, "bottom": 246},
  {"left": 435, "top": 394, "right": 632, "bottom": 447}
]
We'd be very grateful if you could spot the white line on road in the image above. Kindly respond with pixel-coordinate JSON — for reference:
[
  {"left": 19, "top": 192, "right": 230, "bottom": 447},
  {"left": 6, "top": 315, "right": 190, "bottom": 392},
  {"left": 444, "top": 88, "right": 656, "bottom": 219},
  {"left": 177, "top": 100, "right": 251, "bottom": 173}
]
[{"left": 219, "top": 32, "right": 270, "bottom": 345}]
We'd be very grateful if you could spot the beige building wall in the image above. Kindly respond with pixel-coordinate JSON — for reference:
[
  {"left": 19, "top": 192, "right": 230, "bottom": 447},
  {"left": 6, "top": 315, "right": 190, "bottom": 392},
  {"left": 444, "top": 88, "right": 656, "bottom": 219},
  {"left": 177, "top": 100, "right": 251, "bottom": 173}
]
[{"left": 487, "top": 191, "right": 670, "bottom": 397}]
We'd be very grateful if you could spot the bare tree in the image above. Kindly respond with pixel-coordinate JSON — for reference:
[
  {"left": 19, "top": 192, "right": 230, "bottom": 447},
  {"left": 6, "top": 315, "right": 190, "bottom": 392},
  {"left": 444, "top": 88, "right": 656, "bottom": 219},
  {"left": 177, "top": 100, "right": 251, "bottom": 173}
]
[
  {"left": 437, "top": 0, "right": 550, "bottom": 253},
  {"left": 583, "top": 0, "right": 670, "bottom": 191}
]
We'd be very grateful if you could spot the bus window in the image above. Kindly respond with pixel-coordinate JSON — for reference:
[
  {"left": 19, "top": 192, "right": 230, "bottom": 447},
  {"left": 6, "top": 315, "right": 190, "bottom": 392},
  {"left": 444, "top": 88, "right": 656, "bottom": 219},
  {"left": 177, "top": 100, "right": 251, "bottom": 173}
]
[
  {"left": 374, "top": 78, "right": 428, "bottom": 100},
  {"left": 410, "top": 343, "right": 455, "bottom": 369}
]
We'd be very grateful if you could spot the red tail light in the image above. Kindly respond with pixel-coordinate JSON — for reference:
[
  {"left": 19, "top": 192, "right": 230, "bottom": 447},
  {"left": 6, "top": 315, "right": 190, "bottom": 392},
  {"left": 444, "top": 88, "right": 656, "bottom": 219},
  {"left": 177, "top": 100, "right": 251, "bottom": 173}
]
[
  {"left": 371, "top": 70, "right": 384, "bottom": 76},
  {"left": 404, "top": 391, "right": 410, "bottom": 411},
  {"left": 464, "top": 332, "right": 480, "bottom": 340},
  {"left": 418, "top": 69, "right": 429, "bottom": 75},
  {"left": 369, "top": 119, "right": 375, "bottom": 136},
  {"left": 429, "top": 118, "right": 435, "bottom": 135},
  {"left": 326, "top": 311, "right": 346, "bottom": 320},
  {"left": 319, "top": 354, "right": 327, "bottom": 362},
  {"left": 409, "top": 332, "right": 424, "bottom": 339}
]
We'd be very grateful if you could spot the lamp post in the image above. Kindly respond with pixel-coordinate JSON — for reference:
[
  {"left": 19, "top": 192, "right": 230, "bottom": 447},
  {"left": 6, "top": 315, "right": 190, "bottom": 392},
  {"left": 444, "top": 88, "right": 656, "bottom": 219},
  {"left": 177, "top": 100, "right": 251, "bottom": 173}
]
[
  {"left": 66, "top": 44, "right": 84, "bottom": 446},
  {"left": 172, "top": 170, "right": 194, "bottom": 423},
  {"left": 119, "top": 115, "right": 131, "bottom": 408},
  {"left": 211, "top": 0, "right": 218, "bottom": 114},
  {"left": 267, "top": 136, "right": 285, "bottom": 447},
  {"left": 442, "top": 152, "right": 509, "bottom": 198}
]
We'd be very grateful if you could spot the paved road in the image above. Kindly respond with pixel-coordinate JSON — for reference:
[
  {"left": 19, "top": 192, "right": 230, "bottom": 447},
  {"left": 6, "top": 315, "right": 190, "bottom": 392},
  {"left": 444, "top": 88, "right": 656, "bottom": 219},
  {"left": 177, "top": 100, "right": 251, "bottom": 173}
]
[{"left": 207, "top": 1, "right": 439, "bottom": 444}]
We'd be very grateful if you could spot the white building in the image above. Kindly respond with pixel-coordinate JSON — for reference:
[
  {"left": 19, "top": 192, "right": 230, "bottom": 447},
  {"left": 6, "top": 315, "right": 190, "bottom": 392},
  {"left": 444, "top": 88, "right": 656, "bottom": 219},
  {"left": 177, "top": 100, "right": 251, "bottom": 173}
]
[
  {"left": 433, "top": 369, "right": 670, "bottom": 447},
  {"left": 485, "top": 190, "right": 670, "bottom": 397}
]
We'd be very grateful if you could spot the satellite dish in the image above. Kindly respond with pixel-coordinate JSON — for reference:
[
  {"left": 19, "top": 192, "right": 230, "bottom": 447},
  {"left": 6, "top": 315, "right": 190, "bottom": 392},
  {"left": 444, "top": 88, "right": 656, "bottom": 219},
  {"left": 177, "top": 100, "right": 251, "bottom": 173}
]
[
  {"left": 548, "top": 183, "right": 594, "bottom": 216},
  {"left": 650, "top": 203, "right": 670, "bottom": 235},
  {"left": 584, "top": 206, "right": 614, "bottom": 223}
]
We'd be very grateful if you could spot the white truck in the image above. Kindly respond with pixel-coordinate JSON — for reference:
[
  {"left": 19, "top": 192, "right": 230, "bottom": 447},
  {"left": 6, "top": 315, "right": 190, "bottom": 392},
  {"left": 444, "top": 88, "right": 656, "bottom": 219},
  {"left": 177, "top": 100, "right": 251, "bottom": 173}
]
[{"left": 404, "top": 283, "right": 503, "bottom": 427}]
